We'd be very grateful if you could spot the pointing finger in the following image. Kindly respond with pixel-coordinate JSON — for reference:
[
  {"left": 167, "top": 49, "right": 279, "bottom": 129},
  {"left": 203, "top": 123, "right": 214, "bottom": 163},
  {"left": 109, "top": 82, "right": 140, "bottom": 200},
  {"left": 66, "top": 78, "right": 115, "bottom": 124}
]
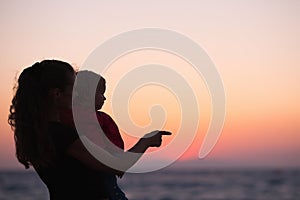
[{"left": 159, "top": 131, "right": 172, "bottom": 136}]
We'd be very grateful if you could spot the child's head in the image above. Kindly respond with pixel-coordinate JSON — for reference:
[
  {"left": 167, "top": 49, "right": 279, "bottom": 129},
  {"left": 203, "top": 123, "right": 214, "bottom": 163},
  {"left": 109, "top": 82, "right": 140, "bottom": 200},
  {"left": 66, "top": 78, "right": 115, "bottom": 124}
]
[{"left": 74, "top": 70, "right": 106, "bottom": 110}]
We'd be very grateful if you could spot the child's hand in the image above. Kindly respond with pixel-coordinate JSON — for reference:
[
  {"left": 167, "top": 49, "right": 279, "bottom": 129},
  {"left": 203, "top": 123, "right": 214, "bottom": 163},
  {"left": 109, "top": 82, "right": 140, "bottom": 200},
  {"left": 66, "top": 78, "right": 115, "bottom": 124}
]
[{"left": 143, "top": 130, "right": 172, "bottom": 147}]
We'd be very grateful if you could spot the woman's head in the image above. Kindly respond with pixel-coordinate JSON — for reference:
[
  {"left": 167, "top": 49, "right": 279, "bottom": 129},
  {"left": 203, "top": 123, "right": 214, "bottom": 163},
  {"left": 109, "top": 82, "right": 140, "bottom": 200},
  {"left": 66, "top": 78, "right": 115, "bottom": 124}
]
[
  {"left": 74, "top": 70, "right": 106, "bottom": 110},
  {"left": 8, "top": 59, "right": 75, "bottom": 168}
]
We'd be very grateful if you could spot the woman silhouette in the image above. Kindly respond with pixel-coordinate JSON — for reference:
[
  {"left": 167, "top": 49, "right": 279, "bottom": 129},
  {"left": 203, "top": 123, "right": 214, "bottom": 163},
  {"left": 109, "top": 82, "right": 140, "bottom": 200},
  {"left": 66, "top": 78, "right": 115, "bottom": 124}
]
[{"left": 8, "top": 60, "right": 170, "bottom": 200}]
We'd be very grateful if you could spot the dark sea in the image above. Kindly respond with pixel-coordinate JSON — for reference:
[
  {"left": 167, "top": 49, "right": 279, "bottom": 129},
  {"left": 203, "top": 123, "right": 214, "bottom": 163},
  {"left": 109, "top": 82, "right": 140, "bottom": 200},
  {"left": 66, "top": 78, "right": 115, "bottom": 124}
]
[{"left": 0, "top": 168, "right": 299, "bottom": 200}]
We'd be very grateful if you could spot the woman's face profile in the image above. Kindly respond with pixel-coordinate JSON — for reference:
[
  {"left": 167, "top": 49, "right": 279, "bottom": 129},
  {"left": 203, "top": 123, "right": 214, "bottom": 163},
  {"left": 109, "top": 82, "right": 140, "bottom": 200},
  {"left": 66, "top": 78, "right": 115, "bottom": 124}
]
[{"left": 58, "top": 71, "right": 76, "bottom": 109}]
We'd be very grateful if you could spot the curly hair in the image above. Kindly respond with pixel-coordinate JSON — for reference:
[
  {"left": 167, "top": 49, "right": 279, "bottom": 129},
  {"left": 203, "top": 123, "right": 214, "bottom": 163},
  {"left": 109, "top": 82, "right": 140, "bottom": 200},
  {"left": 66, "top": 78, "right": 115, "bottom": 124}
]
[{"left": 8, "top": 60, "right": 74, "bottom": 169}]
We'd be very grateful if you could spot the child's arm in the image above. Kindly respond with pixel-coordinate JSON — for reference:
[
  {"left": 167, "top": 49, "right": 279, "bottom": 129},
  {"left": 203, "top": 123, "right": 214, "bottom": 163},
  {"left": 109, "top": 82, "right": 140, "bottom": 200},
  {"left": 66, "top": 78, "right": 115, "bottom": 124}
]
[{"left": 128, "top": 130, "right": 172, "bottom": 153}]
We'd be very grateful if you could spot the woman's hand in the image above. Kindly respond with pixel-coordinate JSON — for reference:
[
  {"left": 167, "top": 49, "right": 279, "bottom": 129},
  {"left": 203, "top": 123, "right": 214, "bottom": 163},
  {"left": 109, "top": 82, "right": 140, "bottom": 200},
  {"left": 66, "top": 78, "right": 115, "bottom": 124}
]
[{"left": 142, "top": 130, "right": 172, "bottom": 147}]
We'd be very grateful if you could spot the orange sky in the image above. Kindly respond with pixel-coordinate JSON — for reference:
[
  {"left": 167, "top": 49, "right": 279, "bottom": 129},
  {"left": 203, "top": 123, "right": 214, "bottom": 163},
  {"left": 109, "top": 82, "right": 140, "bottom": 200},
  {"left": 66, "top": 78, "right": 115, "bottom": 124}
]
[{"left": 0, "top": 0, "right": 299, "bottom": 169}]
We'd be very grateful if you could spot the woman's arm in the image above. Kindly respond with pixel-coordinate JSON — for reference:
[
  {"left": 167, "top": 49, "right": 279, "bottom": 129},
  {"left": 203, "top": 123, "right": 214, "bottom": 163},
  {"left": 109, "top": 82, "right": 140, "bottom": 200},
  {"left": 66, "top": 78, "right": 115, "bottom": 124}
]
[
  {"left": 66, "top": 138, "right": 123, "bottom": 176},
  {"left": 66, "top": 131, "right": 171, "bottom": 174}
]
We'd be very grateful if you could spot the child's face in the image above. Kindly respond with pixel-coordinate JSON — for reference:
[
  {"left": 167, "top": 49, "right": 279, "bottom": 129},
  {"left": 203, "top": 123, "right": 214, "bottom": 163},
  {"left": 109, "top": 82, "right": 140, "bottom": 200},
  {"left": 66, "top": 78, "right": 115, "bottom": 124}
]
[{"left": 95, "top": 82, "right": 106, "bottom": 110}]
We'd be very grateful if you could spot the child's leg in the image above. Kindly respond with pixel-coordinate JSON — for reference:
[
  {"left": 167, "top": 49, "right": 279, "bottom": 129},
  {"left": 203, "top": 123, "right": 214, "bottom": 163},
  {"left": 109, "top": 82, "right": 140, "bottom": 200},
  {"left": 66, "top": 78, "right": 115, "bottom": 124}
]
[{"left": 104, "top": 174, "right": 128, "bottom": 200}]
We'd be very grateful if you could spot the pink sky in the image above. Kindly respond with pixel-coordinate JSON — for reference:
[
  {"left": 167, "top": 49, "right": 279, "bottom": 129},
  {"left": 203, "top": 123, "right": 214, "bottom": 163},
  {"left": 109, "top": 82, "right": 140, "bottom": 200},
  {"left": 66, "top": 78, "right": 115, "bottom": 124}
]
[{"left": 0, "top": 0, "right": 299, "bottom": 169}]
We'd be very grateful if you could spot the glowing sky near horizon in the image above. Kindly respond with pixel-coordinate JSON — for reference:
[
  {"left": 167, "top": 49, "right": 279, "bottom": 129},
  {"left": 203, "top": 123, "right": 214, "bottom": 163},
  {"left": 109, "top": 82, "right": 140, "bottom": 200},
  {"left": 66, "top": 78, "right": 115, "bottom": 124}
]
[{"left": 0, "top": 0, "right": 299, "bottom": 169}]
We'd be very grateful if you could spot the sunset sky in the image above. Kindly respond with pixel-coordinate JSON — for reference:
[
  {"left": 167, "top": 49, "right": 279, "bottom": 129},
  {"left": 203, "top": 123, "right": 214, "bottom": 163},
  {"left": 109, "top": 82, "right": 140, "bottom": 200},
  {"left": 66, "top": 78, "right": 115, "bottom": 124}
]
[{"left": 0, "top": 0, "right": 299, "bottom": 170}]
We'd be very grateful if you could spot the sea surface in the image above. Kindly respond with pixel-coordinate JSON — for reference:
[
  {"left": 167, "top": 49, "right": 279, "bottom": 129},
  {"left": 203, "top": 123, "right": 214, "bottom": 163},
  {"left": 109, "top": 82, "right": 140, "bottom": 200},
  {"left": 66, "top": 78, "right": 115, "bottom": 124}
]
[{"left": 0, "top": 168, "right": 299, "bottom": 200}]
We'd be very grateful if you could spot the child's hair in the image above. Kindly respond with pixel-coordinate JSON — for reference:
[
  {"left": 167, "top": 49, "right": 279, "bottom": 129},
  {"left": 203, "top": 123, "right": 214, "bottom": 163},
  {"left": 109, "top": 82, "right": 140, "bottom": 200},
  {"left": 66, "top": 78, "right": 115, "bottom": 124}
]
[
  {"left": 8, "top": 60, "right": 74, "bottom": 168},
  {"left": 74, "top": 70, "right": 106, "bottom": 108}
]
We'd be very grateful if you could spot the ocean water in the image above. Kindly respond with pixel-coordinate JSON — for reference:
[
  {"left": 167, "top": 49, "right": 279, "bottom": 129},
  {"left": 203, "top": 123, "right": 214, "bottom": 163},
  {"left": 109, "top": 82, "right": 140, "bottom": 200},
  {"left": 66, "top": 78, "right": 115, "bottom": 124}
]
[{"left": 0, "top": 168, "right": 299, "bottom": 200}]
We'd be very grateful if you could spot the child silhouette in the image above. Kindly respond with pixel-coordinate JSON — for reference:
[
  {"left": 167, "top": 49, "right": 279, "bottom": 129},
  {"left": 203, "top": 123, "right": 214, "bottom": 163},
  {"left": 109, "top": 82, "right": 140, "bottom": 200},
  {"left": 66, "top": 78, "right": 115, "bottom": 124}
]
[{"left": 60, "top": 70, "right": 127, "bottom": 199}]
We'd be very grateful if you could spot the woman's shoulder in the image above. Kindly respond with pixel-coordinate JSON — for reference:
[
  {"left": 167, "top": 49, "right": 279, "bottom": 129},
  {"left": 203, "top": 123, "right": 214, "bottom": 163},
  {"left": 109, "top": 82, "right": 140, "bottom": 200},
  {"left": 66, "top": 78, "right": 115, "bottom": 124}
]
[
  {"left": 49, "top": 121, "right": 75, "bottom": 131},
  {"left": 48, "top": 121, "right": 78, "bottom": 149}
]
